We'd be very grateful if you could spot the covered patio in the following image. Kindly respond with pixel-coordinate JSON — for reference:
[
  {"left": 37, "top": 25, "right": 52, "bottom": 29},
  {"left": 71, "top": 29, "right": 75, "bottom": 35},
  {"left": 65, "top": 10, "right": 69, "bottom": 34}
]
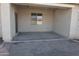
[
  {"left": 0, "top": 3, "right": 79, "bottom": 56},
  {"left": 0, "top": 3, "right": 78, "bottom": 42}
]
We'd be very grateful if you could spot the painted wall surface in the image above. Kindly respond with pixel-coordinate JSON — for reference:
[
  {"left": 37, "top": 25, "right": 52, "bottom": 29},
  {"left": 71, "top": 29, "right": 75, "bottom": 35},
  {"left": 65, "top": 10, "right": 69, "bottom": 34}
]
[
  {"left": 0, "top": 4, "right": 16, "bottom": 42},
  {"left": 75, "top": 14, "right": 79, "bottom": 39},
  {"left": 0, "top": 4, "right": 2, "bottom": 37},
  {"left": 17, "top": 6, "right": 53, "bottom": 32},
  {"left": 10, "top": 5, "right": 16, "bottom": 38},
  {"left": 76, "top": 9, "right": 79, "bottom": 39},
  {"left": 70, "top": 6, "right": 79, "bottom": 39},
  {"left": 1, "top": 3, "right": 12, "bottom": 41},
  {"left": 53, "top": 9, "right": 71, "bottom": 37}
]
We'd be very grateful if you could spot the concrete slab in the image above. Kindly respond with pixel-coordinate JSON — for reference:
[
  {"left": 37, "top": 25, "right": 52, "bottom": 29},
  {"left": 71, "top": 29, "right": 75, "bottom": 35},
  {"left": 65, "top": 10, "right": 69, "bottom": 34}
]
[
  {"left": 8, "top": 40, "right": 79, "bottom": 56},
  {"left": 0, "top": 43, "right": 9, "bottom": 56},
  {"left": 3, "top": 32, "right": 79, "bottom": 56},
  {"left": 13, "top": 32, "right": 66, "bottom": 41}
]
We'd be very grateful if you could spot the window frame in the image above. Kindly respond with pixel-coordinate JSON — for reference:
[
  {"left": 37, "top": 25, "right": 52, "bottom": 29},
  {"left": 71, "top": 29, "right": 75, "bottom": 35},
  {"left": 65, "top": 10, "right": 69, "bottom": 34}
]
[{"left": 31, "top": 13, "right": 43, "bottom": 25}]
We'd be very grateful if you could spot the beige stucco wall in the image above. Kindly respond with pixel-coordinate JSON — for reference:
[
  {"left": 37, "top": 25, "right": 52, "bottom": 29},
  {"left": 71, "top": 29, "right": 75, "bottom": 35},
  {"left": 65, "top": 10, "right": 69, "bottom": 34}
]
[
  {"left": 0, "top": 3, "right": 16, "bottom": 42},
  {"left": 16, "top": 6, "right": 54, "bottom": 32},
  {"left": 53, "top": 9, "right": 72, "bottom": 37},
  {"left": 69, "top": 6, "right": 79, "bottom": 39},
  {"left": 1, "top": 3, "right": 12, "bottom": 41},
  {"left": 0, "top": 4, "right": 2, "bottom": 37}
]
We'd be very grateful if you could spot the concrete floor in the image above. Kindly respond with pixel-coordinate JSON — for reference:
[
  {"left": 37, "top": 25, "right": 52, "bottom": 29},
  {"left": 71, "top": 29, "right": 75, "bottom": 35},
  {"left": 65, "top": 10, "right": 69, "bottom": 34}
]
[
  {"left": 9, "top": 40, "right": 79, "bottom": 56},
  {"left": 13, "top": 32, "right": 65, "bottom": 41},
  {"left": 1, "top": 32, "right": 79, "bottom": 56},
  {"left": 0, "top": 43, "right": 9, "bottom": 56},
  {"left": 5, "top": 32, "right": 79, "bottom": 56}
]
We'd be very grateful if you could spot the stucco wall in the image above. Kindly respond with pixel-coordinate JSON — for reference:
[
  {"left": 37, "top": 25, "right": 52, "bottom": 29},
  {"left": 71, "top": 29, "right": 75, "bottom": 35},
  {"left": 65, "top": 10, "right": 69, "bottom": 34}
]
[
  {"left": 17, "top": 6, "right": 53, "bottom": 32},
  {"left": 75, "top": 14, "right": 79, "bottom": 39},
  {"left": 1, "top": 3, "right": 12, "bottom": 41},
  {"left": 70, "top": 6, "right": 79, "bottom": 39},
  {"left": 0, "top": 3, "right": 16, "bottom": 42},
  {"left": 10, "top": 5, "right": 16, "bottom": 38},
  {"left": 76, "top": 9, "right": 79, "bottom": 39},
  {"left": 0, "top": 4, "right": 2, "bottom": 37},
  {"left": 53, "top": 9, "right": 72, "bottom": 37}
]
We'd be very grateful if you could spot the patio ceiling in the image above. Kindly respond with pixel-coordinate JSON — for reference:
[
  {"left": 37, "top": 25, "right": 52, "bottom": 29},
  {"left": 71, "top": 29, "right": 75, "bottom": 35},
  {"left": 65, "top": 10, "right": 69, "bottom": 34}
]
[{"left": 14, "top": 3, "right": 75, "bottom": 9}]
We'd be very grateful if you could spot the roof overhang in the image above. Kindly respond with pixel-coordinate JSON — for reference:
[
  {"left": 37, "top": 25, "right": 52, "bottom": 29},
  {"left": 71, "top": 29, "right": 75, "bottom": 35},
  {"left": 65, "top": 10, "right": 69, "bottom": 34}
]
[{"left": 14, "top": 3, "right": 75, "bottom": 8}]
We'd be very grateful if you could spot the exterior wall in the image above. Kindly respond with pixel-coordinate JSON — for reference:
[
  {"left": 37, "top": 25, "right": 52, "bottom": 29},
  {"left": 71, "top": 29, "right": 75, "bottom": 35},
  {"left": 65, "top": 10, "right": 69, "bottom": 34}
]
[
  {"left": 69, "top": 7, "right": 78, "bottom": 39},
  {"left": 75, "top": 8, "right": 79, "bottom": 39},
  {"left": 75, "top": 14, "right": 79, "bottom": 39},
  {"left": 53, "top": 9, "right": 72, "bottom": 37},
  {"left": 1, "top": 3, "right": 16, "bottom": 42},
  {"left": 69, "top": 6, "right": 79, "bottom": 39},
  {"left": 1, "top": 3, "right": 12, "bottom": 41},
  {"left": 10, "top": 5, "right": 16, "bottom": 38},
  {"left": 0, "top": 4, "right": 2, "bottom": 37},
  {"left": 17, "top": 6, "right": 53, "bottom": 32}
]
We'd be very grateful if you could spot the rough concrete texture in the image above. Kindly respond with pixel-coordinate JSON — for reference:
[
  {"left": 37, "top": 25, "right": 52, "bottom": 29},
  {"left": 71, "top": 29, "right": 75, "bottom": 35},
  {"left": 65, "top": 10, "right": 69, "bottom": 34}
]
[
  {"left": 9, "top": 40, "right": 79, "bottom": 56},
  {"left": 0, "top": 43, "right": 9, "bottom": 56},
  {"left": 6, "top": 32, "right": 79, "bottom": 56},
  {"left": 0, "top": 38, "right": 9, "bottom": 56}
]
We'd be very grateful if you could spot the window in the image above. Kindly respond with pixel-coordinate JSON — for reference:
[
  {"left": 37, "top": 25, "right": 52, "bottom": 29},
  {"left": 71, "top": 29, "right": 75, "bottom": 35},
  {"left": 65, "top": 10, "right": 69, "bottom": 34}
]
[{"left": 31, "top": 13, "right": 43, "bottom": 25}]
